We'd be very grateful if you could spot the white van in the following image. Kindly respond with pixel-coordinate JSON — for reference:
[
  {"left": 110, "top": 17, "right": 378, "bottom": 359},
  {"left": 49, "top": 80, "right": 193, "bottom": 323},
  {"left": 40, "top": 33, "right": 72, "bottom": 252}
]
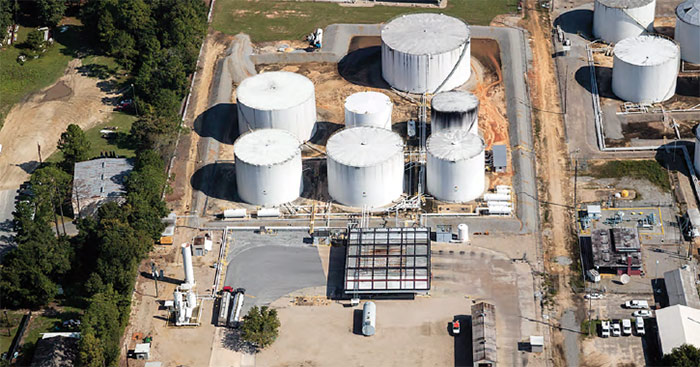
[
  {"left": 635, "top": 317, "right": 645, "bottom": 336},
  {"left": 625, "top": 300, "right": 649, "bottom": 309},
  {"left": 622, "top": 319, "right": 632, "bottom": 336}
]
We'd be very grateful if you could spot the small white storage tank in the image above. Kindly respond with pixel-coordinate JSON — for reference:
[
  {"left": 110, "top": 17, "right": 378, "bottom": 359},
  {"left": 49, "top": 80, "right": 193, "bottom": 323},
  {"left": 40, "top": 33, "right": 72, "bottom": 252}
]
[
  {"left": 612, "top": 35, "right": 680, "bottom": 103},
  {"left": 593, "top": 0, "right": 656, "bottom": 44},
  {"left": 458, "top": 223, "right": 469, "bottom": 243},
  {"left": 381, "top": 13, "right": 471, "bottom": 93},
  {"left": 362, "top": 301, "right": 376, "bottom": 336},
  {"left": 675, "top": 0, "right": 700, "bottom": 64},
  {"left": 431, "top": 91, "right": 479, "bottom": 134},
  {"left": 326, "top": 127, "right": 404, "bottom": 208},
  {"left": 426, "top": 130, "right": 485, "bottom": 203},
  {"left": 236, "top": 71, "right": 317, "bottom": 141},
  {"left": 344, "top": 91, "right": 393, "bottom": 130},
  {"left": 234, "top": 129, "right": 302, "bottom": 206}
]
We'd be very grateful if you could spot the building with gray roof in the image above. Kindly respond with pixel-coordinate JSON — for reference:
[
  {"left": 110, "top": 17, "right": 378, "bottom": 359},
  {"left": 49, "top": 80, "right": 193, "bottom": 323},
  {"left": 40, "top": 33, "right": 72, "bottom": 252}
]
[{"left": 71, "top": 158, "right": 133, "bottom": 218}]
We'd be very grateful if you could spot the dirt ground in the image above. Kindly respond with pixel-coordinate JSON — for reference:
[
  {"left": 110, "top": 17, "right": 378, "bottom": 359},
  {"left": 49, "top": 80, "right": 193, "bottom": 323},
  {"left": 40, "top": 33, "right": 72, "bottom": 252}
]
[{"left": 0, "top": 59, "right": 117, "bottom": 190}]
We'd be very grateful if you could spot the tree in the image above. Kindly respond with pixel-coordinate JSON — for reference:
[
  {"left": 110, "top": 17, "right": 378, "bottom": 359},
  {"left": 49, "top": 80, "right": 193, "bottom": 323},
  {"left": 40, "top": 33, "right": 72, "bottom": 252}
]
[
  {"left": 57, "top": 124, "right": 91, "bottom": 172},
  {"left": 30, "top": 164, "right": 72, "bottom": 232},
  {"left": 77, "top": 328, "right": 105, "bottom": 367},
  {"left": 24, "top": 29, "right": 45, "bottom": 52},
  {"left": 240, "top": 306, "right": 280, "bottom": 348},
  {"left": 0, "top": 0, "right": 16, "bottom": 39},
  {"left": 662, "top": 344, "right": 700, "bottom": 367},
  {"left": 35, "top": 0, "right": 65, "bottom": 27}
]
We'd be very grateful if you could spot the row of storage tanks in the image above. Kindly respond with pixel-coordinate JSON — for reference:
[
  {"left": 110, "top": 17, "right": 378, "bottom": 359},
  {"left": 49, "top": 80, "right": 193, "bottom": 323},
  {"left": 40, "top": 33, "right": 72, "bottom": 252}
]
[
  {"left": 592, "top": 0, "right": 700, "bottom": 103},
  {"left": 233, "top": 13, "right": 487, "bottom": 208}
]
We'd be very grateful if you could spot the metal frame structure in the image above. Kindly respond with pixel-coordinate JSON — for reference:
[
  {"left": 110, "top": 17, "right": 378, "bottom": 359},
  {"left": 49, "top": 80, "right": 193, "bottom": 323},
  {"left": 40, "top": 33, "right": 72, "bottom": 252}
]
[{"left": 344, "top": 227, "right": 431, "bottom": 295}]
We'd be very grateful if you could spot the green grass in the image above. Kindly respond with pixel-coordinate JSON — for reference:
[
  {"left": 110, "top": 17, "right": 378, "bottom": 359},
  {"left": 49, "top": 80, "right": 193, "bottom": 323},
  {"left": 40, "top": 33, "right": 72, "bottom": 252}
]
[
  {"left": 48, "top": 112, "right": 138, "bottom": 163},
  {"left": 16, "top": 307, "right": 83, "bottom": 364},
  {"left": 581, "top": 319, "right": 601, "bottom": 338},
  {"left": 212, "top": 0, "right": 517, "bottom": 41},
  {"left": 587, "top": 160, "right": 671, "bottom": 192},
  {"left": 0, "top": 311, "right": 25, "bottom": 354},
  {"left": 0, "top": 25, "right": 82, "bottom": 130}
]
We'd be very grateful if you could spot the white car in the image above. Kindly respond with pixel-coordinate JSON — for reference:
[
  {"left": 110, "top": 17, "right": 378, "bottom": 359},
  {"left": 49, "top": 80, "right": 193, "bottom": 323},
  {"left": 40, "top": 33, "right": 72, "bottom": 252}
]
[
  {"left": 622, "top": 319, "right": 632, "bottom": 336},
  {"left": 600, "top": 320, "right": 610, "bottom": 338},
  {"left": 635, "top": 317, "right": 645, "bottom": 336},
  {"left": 633, "top": 310, "right": 653, "bottom": 318},
  {"left": 585, "top": 293, "right": 604, "bottom": 300},
  {"left": 611, "top": 322, "right": 621, "bottom": 337}
]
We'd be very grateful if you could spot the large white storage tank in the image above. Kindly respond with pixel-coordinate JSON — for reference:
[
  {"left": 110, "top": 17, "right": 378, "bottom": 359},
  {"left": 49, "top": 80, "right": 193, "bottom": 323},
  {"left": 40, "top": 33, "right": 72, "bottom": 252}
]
[
  {"left": 593, "top": 0, "right": 656, "bottom": 44},
  {"left": 381, "top": 13, "right": 471, "bottom": 93},
  {"left": 426, "top": 130, "right": 485, "bottom": 203},
  {"left": 236, "top": 71, "right": 317, "bottom": 141},
  {"left": 431, "top": 91, "right": 479, "bottom": 134},
  {"left": 612, "top": 35, "right": 680, "bottom": 103},
  {"left": 326, "top": 127, "right": 404, "bottom": 208},
  {"left": 234, "top": 129, "right": 303, "bottom": 206},
  {"left": 344, "top": 91, "right": 393, "bottom": 130},
  {"left": 675, "top": 0, "right": 700, "bottom": 64}
]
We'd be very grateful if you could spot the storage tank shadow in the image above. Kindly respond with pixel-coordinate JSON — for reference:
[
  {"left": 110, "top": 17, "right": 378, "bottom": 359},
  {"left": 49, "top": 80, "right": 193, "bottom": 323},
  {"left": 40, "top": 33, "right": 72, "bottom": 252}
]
[
  {"left": 190, "top": 162, "right": 240, "bottom": 202},
  {"left": 337, "top": 36, "right": 390, "bottom": 89},
  {"left": 193, "top": 102, "right": 238, "bottom": 144},
  {"left": 362, "top": 301, "right": 376, "bottom": 336},
  {"left": 553, "top": 8, "right": 593, "bottom": 35}
]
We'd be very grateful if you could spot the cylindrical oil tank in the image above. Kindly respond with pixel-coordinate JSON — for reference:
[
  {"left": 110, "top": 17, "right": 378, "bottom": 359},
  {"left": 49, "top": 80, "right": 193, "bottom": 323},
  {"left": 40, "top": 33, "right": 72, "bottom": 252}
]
[
  {"left": 593, "top": 0, "right": 656, "bottom": 44},
  {"left": 694, "top": 127, "right": 700, "bottom": 174},
  {"left": 431, "top": 91, "right": 479, "bottom": 134},
  {"left": 326, "top": 127, "right": 404, "bottom": 208},
  {"left": 675, "top": 0, "right": 700, "bottom": 64},
  {"left": 344, "top": 91, "right": 393, "bottom": 130},
  {"left": 362, "top": 301, "right": 376, "bottom": 336},
  {"left": 381, "top": 13, "right": 471, "bottom": 93},
  {"left": 234, "top": 129, "right": 302, "bottom": 206},
  {"left": 236, "top": 71, "right": 317, "bottom": 141},
  {"left": 181, "top": 243, "right": 195, "bottom": 286},
  {"left": 426, "top": 130, "right": 485, "bottom": 203},
  {"left": 612, "top": 35, "right": 680, "bottom": 103},
  {"left": 458, "top": 223, "right": 469, "bottom": 243}
]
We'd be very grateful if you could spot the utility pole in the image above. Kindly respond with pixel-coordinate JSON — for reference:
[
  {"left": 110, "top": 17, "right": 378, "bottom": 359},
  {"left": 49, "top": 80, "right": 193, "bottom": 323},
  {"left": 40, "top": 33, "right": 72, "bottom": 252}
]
[
  {"left": 131, "top": 84, "right": 139, "bottom": 116},
  {"left": 151, "top": 262, "right": 159, "bottom": 298},
  {"left": 37, "top": 143, "right": 42, "bottom": 163}
]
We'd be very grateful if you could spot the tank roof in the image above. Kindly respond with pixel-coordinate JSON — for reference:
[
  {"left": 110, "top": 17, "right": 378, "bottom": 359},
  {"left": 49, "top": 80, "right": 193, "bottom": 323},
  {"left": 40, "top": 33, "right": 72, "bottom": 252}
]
[
  {"left": 234, "top": 129, "right": 300, "bottom": 166},
  {"left": 597, "top": 0, "right": 654, "bottom": 9},
  {"left": 427, "top": 130, "right": 484, "bottom": 161},
  {"left": 677, "top": 0, "right": 700, "bottom": 25},
  {"left": 614, "top": 35, "right": 679, "bottom": 66},
  {"left": 345, "top": 91, "right": 392, "bottom": 114},
  {"left": 431, "top": 90, "right": 479, "bottom": 112},
  {"left": 381, "top": 13, "right": 470, "bottom": 55},
  {"left": 327, "top": 127, "right": 403, "bottom": 167},
  {"left": 236, "top": 71, "right": 314, "bottom": 111}
]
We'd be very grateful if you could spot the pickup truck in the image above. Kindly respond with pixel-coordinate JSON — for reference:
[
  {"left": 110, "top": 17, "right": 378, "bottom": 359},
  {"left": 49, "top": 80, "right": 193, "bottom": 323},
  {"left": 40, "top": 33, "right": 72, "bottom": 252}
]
[
  {"left": 635, "top": 317, "right": 645, "bottom": 336},
  {"left": 625, "top": 300, "right": 649, "bottom": 309},
  {"left": 600, "top": 320, "right": 610, "bottom": 338},
  {"left": 622, "top": 319, "right": 632, "bottom": 336}
]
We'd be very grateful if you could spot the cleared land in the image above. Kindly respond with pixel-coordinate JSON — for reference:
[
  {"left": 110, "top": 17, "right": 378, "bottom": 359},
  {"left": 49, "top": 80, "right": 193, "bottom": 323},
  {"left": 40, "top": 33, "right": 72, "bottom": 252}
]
[
  {"left": 48, "top": 112, "right": 137, "bottom": 162},
  {"left": 212, "top": 0, "right": 516, "bottom": 41}
]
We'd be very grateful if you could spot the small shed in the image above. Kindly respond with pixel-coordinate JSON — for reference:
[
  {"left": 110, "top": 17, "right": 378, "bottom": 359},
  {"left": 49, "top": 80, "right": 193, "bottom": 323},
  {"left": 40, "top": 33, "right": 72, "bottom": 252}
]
[
  {"left": 133, "top": 343, "right": 151, "bottom": 360},
  {"left": 587, "top": 205, "right": 602, "bottom": 219},
  {"left": 492, "top": 145, "right": 507, "bottom": 173},
  {"left": 435, "top": 225, "right": 452, "bottom": 242},
  {"left": 529, "top": 335, "right": 544, "bottom": 353}
]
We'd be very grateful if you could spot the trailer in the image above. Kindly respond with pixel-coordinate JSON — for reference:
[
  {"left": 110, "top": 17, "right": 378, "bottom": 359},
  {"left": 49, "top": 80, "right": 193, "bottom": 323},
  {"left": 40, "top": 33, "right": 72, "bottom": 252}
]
[
  {"left": 218, "top": 291, "right": 232, "bottom": 326},
  {"left": 228, "top": 288, "right": 246, "bottom": 328}
]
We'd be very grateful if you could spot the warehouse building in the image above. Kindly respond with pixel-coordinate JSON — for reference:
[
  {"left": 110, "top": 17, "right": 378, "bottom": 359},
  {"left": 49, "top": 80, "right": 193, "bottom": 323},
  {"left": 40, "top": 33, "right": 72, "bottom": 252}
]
[
  {"left": 71, "top": 158, "right": 133, "bottom": 218},
  {"left": 472, "top": 302, "right": 497, "bottom": 367},
  {"left": 664, "top": 267, "right": 700, "bottom": 309},
  {"left": 581, "top": 228, "right": 642, "bottom": 275},
  {"left": 656, "top": 305, "right": 700, "bottom": 355}
]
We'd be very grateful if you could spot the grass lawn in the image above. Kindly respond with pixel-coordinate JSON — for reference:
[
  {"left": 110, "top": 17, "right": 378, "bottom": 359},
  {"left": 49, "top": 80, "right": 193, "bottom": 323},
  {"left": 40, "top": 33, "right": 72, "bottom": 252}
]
[
  {"left": 0, "top": 311, "right": 25, "bottom": 354},
  {"left": 212, "top": 0, "right": 517, "bottom": 41},
  {"left": 0, "top": 25, "right": 82, "bottom": 130},
  {"left": 587, "top": 160, "right": 671, "bottom": 192},
  {"left": 48, "top": 112, "right": 138, "bottom": 163},
  {"left": 15, "top": 306, "right": 83, "bottom": 364}
]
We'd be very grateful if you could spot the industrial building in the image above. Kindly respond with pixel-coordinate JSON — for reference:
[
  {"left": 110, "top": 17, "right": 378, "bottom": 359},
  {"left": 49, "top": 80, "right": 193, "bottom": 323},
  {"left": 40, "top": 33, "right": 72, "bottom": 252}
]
[
  {"left": 593, "top": 0, "right": 656, "bottom": 44},
  {"left": 236, "top": 71, "right": 317, "bottom": 141},
  {"left": 491, "top": 144, "right": 507, "bottom": 173},
  {"left": 71, "top": 158, "right": 133, "bottom": 218},
  {"left": 344, "top": 227, "right": 431, "bottom": 295},
  {"left": 430, "top": 90, "right": 479, "bottom": 135},
  {"left": 675, "top": 0, "right": 700, "bottom": 64},
  {"left": 611, "top": 35, "right": 680, "bottom": 103},
  {"left": 234, "top": 129, "right": 303, "bottom": 206},
  {"left": 326, "top": 127, "right": 404, "bottom": 208},
  {"left": 426, "top": 130, "right": 485, "bottom": 203},
  {"left": 656, "top": 305, "right": 700, "bottom": 355},
  {"left": 344, "top": 91, "right": 393, "bottom": 130},
  {"left": 30, "top": 334, "right": 79, "bottom": 367},
  {"left": 581, "top": 228, "right": 642, "bottom": 275},
  {"left": 381, "top": 13, "right": 471, "bottom": 93},
  {"left": 663, "top": 267, "right": 700, "bottom": 309},
  {"left": 472, "top": 302, "right": 497, "bottom": 367}
]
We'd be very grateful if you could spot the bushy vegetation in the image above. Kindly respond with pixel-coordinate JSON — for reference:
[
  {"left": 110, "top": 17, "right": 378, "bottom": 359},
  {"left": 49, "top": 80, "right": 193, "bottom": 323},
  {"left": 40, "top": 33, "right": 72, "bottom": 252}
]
[
  {"left": 588, "top": 160, "right": 671, "bottom": 192},
  {"left": 240, "top": 306, "right": 281, "bottom": 349},
  {"left": 662, "top": 344, "right": 700, "bottom": 367}
]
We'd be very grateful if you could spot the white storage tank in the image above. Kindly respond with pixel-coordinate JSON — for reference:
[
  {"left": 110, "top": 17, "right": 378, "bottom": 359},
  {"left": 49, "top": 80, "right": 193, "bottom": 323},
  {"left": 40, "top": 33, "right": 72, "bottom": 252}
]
[
  {"left": 326, "top": 127, "right": 404, "bottom": 208},
  {"left": 431, "top": 91, "right": 479, "bottom": 134},
  {"left": 236, "top": 71, "right": 317, "bottom": 141},
  {"left": 381, "top": 13, "right": 471, "bottom": 93},
  {"left": 234, "top": 129, "right": 302, "bottom": 206},
  {"left": 675, "top": 0, "right": 700, "bottom": 64},
  {"left": 426, "top": 130, "right": 485, "bottom": 203},
  {"left": 458, "top": 223, "right": 469, "bottom": 243},
  {"left": 362, "top": 301, "right": 376, "bottom": 336},
  {"left": 593, "top": 0, "right": 656, "bottom": 44},
  {"left": 344, "top": 91, "right": 393, "bottom": 130},
  {"left": 612, "top": 35, "right": 680, "bottom": 103}
]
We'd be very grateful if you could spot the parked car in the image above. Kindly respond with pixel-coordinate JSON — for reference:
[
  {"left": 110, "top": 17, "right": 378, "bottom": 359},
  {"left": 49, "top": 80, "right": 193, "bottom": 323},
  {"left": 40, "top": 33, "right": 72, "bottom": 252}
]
[
  {"left": 625, "top": 300, "right": 650, "bottom": 309},
  {"left": 600, "top": 320, "right": 610, "bottom": 338},
  {"left": 612, "top": 321, "right": 621, "bottom": 337},
  {"left": 585, "top": 293, "right": 604, "bottom": 300},
  {"left": 633, "top": 310, "right": 653, "bottom": 318},
  {"left": 635, "top": 317, "right": 645, "bottom": 336},
  {"left": 451, "top": 320, "right": 461, "bottom": 335},
  {"left": 622, "top": 319, "right": 632, "bottom": 336}
]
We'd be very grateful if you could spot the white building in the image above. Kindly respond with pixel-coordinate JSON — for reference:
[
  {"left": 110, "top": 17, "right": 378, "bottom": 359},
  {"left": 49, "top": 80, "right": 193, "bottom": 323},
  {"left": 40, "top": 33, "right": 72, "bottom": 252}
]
[
  {"left": 664, "top": 268, "right": 700, "bottom": 309},
  {"left": 656, "top": 305, "right": 700, "bottom": 355}
]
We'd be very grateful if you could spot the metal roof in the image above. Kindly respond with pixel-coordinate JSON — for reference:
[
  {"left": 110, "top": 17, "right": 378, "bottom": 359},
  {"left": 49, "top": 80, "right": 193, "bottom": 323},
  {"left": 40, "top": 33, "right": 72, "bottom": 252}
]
[
  {"left": 327, "top": 126, "right": 403, "bottom": 167},
  {"left": 72, "top": 158, "right": 132, "bottom": 202},
  {"left": 493, "top": 144, "right": 507, "bottom": 167},
  {"left": 614, "top": 35, "right": 679, "bottom": 66},
  {"left": 345, "top": 91, "right": 392, "bottom": 115},
  {"left": 431, "top": 90, "right": 479, "bottom": 112},
  {"left": 664, "top": 268, "right": 700, "bottom": 309},
  {"left": 236, "top": 71, "right": 314, "bottom": 110},
  {"left": 597, "top": 0, "right": 654, "bottom": 9},
  {"left": 381, "top": 13, "right": 470, "bottom": 55},
  {"left": 472, "top": 302, "right": 497, "bottom": 364},
  {"left": 656, "top": 305, "right": 700, "bottom": 355},
  {"left": 427, "top": 130, "right": 484, "bottom": 161},
  {"left": 234, "top": 129, "right": 300, "bottom": 166},
  {"left": 677, "top": 0, "right": 700, "bottom": 25}
]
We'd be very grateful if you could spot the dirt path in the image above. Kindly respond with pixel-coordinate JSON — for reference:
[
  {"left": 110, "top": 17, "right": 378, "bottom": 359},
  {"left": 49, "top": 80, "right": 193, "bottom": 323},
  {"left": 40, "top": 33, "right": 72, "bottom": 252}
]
[
  {"left": 521, "top": 2, "right": 578, "bottom": 366},
  {"left": 0, "top": 59, "right": 116, "bottom": 190}
]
